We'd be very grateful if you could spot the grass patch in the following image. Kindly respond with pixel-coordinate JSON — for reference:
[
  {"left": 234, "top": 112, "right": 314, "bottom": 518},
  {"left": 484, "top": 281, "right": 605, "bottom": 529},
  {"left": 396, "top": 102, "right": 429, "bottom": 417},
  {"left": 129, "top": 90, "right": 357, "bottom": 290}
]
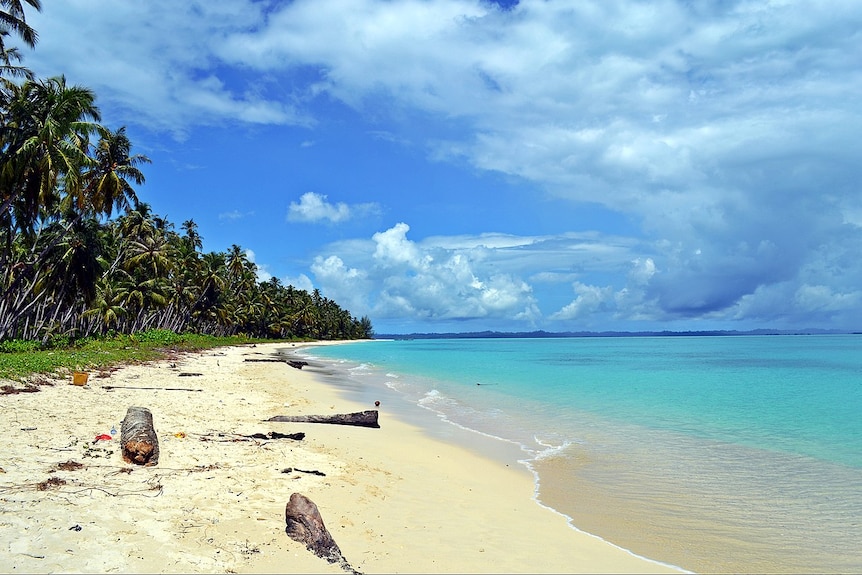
[{"left": 0, "top": 330, "right": 309, "bottom": 381}]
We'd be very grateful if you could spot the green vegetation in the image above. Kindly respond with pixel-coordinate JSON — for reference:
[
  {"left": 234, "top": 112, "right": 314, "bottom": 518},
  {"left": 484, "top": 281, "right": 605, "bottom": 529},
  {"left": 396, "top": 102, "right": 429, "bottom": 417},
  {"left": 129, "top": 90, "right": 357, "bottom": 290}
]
[
  {"left": 0, "top": 3, "right": 373, "bottom": 345},
  {"left": 0, "top": 329, "right": 301, "bottom": 380}
]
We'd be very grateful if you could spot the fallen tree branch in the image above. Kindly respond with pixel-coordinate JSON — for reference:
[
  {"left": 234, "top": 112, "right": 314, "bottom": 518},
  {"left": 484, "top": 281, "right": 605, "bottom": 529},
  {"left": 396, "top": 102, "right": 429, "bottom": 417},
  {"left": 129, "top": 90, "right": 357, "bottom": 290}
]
[
  {"left": 265, "top": 410, "right": 380, "bottom": 428},
  {"left": 282, "top": 467, "right": 326, "bottom": 476},
  {"left": 198, "top": 431, "right": 306, "bottom": 443},
  {"left": 103, "top": 385, "right": 203, "bottom": 392},
  {"left": 243, "top": 358, "right": 308, "bottom": 369},
  {"left": 245, "top": 431, "right": 305, "bottom": 441}
]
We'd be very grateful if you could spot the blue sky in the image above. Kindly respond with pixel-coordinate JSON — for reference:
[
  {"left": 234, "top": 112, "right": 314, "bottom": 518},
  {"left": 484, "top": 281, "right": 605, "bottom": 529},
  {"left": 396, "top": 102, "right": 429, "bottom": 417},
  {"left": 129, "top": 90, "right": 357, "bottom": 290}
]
[{"left": 22, "top": 0, "right": 862, "bottom": 334}]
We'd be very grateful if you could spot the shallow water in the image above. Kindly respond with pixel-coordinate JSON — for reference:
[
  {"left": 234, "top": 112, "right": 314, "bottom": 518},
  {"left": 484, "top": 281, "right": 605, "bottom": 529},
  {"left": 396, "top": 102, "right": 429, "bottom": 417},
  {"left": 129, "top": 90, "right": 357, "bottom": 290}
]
[{"left": 300, "top": 336, "right": 862, "bottom": 573}]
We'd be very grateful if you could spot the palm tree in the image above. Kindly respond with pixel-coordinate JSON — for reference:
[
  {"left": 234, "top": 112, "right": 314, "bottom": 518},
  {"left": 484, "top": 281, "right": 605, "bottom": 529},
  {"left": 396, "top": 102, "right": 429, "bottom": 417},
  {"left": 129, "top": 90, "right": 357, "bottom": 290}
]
[
  {"left": 0, "top": 76, "right": 100, "bottom": 233},
  {"left": 80, "top": 126, "right": 150, "bottom": 217},
  {"left": 125, "top": 232, "right": 171, "bottom": 280},
  {"left": 190, "top": 251, "right": 227, "bottom": 332},
  {"left": 0, "top": 1, "right": 40, "bottom": 55},
  {"left": 0, "top": 31, "right": 32, "bottom": 80},
  {"left": 181, "top": 219, "right": 202, "bottom": 252},
  {"left": 117, "top": 202, "right": 156, "bottom": 241},
  {"left": 83, "top": 278, "right": 126, "bottom": 334}
]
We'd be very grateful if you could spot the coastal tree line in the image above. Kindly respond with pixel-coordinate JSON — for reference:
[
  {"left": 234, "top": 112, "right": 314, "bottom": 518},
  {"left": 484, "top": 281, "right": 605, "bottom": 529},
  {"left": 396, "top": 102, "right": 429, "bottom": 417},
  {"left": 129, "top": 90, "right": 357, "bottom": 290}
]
[{"left": 0, "top": 1, "right": 373, "bottom": 343}]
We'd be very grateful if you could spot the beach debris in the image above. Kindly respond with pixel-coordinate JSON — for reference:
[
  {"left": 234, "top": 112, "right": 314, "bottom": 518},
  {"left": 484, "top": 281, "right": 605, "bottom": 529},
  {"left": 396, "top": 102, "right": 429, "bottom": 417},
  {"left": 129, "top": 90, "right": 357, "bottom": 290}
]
[
  {"left": 198, "top": 431, "right": 305, "bottom": 443},
  {"left": 281, "top": 467, "right": 326, "bottom": 476},
  {"left": 285, "top": 493, "right": 357, "bottom": 574},
  {"left": 177, "top": 372, "right": 203, "bottom": 377},
  {"left": 266, "top": 410, "right": 380, "bottom": 428},
  {"left": 82, "top": 442, "right": 113, "bottom": 458},
  {"left": 36, "top": 476, "right": 66, "bottom": 491},
  {"left": 93, "top": 433, "right": 112, "bottom": 443},
  {"left": 54, "top": 460, "right": 84, "bottom": 472},
  {"left": 245, "top": 431, "right": 305, "bottom": 441},
  {"left": 242, "top": 357, "right": 308, "bottom": 369},
  {"left": 102, "top": 385, "right": 203, "bottom": 391},
  {"left": 120, "top": 406, "right": 160, "bottom": 466},
  {"left": 69, "top": 524, "right": 82, "bottom": 531},
  {"left": 1, "top": 383, "right": 40, "bottom": 395}
]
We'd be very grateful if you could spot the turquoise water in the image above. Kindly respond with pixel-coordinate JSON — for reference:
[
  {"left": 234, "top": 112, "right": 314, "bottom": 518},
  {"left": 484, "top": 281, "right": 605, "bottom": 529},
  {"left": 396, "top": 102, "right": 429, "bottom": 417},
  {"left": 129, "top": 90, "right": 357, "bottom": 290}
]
[{"left": 301, "top": 336, "right": 862, "bottom": 573}]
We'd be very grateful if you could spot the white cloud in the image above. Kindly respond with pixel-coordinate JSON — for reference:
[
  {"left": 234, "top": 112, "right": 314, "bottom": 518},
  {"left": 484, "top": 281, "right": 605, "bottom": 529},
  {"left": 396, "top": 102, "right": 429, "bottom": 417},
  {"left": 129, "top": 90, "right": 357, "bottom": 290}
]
[
  {"left": 794, "top": 285, "right": 861, "bottom": 314},
  {"left": 313, "top": 222, "right": 542, "bottom": 324},
  {"left": 550, "top": 282, "right": 615, "bottom": 321},
  {"left": 218, "top": 210, "right": 254, "bottom": 221},
  {"left": 254, "top": 266, "right": 272, "bottom": 283},
  {"left": 27, "top": 1, "right": 309, "bottom": 137},
  {"left": 372, "top": 223, "right": 429, "bottom": 268},
  {"left": 287, "top": 192, "right": 379, "bottom": 224},
  {"left": 283, "top": 273, "right": 315, "bottom": 294},
  {"left": 288, "top": 192, "right": 350, "bottom": 223},
  {"left": 629, "top": 257, "right": 657, "bottom": 285}
]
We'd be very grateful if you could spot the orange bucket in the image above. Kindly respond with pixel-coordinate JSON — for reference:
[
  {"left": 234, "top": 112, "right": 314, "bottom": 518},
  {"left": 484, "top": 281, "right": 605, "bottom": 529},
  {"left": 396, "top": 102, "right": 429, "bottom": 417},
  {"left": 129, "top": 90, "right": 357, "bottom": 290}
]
[{"left": 72, "top": 371, "right": 89, "bottom": 386}]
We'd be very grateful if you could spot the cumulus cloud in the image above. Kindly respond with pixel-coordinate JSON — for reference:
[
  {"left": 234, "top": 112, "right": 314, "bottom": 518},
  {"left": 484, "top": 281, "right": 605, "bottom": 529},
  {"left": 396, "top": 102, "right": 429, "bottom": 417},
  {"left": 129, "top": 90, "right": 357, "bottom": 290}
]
[
  {"left": 311, "top": 222, "right": 542, "bottom": 326},
  {"left": 549, "top": 282, "right": 615, "bottom": 321},
  {"left": 283, "top": 273, "right": 315, "bottom": 294},
  {"left": 287, "top": 192, "right": 379, "bottom": 224}
]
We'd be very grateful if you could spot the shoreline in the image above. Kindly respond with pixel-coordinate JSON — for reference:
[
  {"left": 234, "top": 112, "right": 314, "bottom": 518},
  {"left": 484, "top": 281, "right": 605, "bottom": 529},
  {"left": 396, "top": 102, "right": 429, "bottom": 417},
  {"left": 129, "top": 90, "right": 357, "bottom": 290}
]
[
  {"left": 302, "top": 337, "right": 862, "bottom": 574},
  {"left": 0, "top": 342, "right": 681, "bottom": 573},
  {"left": 292, "top": 341, "right": 688, "bottom": 574}
]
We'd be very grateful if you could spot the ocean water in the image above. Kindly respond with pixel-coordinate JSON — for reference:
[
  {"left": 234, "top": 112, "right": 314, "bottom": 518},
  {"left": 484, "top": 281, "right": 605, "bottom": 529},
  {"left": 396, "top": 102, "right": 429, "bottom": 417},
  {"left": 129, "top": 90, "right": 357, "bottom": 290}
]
[{"left": 298, "top": 336, "right": 862, "bottom": 573}]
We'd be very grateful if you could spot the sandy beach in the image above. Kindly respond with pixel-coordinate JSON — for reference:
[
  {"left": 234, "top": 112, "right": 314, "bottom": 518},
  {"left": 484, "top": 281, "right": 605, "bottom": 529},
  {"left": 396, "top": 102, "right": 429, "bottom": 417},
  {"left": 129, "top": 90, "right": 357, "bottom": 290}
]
[{"left": 0, "top": 342, "right": 682, "bottom": 574}]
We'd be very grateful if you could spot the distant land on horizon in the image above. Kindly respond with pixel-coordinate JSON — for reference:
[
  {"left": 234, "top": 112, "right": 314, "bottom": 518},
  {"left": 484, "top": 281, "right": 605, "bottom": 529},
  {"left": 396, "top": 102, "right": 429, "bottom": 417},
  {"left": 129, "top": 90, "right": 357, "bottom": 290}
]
[{"left": 374, "top": 328, "right": 860, "bottom": 340}]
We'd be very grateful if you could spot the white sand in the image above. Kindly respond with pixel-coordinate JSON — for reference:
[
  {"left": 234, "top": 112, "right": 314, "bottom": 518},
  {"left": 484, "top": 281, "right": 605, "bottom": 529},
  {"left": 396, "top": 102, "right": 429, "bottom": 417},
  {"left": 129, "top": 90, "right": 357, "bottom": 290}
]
[{"left": 0, "top": 342, "right": 682, "bottom": 573}]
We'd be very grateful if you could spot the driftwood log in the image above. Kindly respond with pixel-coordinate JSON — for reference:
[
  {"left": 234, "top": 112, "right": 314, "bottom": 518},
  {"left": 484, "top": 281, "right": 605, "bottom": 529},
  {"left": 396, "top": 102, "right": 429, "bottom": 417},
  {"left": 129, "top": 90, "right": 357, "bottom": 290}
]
[
  {"left": 245, "top": 431, "right": 305, "bottom": 441},
  {"left": 266, "top": 410, "right": 379, "bottom": 428},
  {"left": 103, "top": 385, "right": 202, "bottom": 392},
  {"left": 243, "top": 358, "right": 308, "bottom": 369},
  {"left": 120, "top": 406, "right": 159, "bottom": 466},
  {"left": 285, "top": 493, "right": 356, "bottom": 573}
]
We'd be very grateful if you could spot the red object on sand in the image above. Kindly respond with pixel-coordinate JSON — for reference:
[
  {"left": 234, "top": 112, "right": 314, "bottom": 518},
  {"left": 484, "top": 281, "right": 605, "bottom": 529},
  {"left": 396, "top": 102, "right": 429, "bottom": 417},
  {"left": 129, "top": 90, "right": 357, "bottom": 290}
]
[{"left": 94, "top": 434, "right": 112, "bottom": 441}]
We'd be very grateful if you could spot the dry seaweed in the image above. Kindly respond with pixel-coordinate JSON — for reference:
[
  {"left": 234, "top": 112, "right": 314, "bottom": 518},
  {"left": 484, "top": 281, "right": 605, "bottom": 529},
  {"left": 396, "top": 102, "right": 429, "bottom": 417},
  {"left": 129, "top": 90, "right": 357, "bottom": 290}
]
[
  {"left": 36, "top": 477, "right": 66, "bottom": 491},
  {"left": 54, "top": 460, "right": 84, "bottom": 472},
  {"left": 1, "top": 384, "right": 40, "bottom": 395}
]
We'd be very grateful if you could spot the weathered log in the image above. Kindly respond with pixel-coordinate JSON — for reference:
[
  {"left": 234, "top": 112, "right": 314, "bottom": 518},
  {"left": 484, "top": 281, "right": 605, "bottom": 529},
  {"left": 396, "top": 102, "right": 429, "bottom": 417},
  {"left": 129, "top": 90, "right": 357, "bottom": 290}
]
[
  {"left": 245, "top": 431, "right": 305, "bottom": 441},
  {"left": 285, "top": 493, "right": 356, "bottom": 573},
  {"left": 103, "top": 385, "right": 202, "bottom": 391},
  {"left": 120, "top": 406, "right": 159, "bottom": 466},
  {"left": 266, "top": 410, "right": 380, "bottom": 428},
  {"left": 281, "top": 467, "right": 325, "bottom": 476},
  {"left": 243, "top": 357, "right": 309, "bottom": 370}
]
